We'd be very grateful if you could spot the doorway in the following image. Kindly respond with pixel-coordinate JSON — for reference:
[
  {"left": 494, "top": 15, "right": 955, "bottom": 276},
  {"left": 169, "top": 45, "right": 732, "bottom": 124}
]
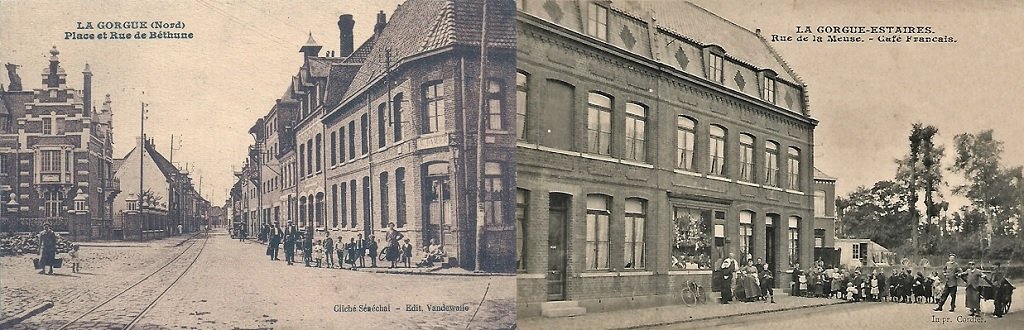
[{"left": 547, "top": 193, "right": 570, "bottom": 301}]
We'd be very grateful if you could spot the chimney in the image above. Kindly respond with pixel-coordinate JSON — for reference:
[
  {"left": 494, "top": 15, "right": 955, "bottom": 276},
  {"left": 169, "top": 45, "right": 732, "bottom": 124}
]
[
  {"left": 83, "top": 63, "right": 92, "bottom": 116},
  {"left": 338, "top": 14, "right": 354, "bottom": 57},
  {"left": 373, "top": 11, "right": 387, "bottom": 36}
]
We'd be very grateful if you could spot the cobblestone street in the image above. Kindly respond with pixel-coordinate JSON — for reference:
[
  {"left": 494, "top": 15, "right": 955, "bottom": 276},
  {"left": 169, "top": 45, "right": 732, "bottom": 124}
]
[{"left": 2, "top": 231, "right": 515, "bottom": 329}]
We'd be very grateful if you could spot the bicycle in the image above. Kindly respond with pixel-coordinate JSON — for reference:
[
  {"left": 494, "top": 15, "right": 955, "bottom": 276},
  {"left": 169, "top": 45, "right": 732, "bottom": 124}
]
[{"left": 681, "top": 281, "right": 708, "bottom": 306}]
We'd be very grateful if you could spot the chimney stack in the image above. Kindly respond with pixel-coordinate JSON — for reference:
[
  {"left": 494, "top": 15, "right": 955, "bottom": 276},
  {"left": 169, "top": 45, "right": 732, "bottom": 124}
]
[
  {"left": 83, "top": 63, "right": 92, "bottom": 116},
  {"left": 338, "top": 14, "right": 354, "bottom": 57},
  {"left": 373, "top": 11, "right": 387, "bottom": 36}
]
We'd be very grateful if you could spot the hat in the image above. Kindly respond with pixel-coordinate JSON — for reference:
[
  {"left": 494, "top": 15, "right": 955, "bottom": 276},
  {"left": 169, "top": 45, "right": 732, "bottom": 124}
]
[
  {"left": 949, "top": 253, "right": 956, "bottom": 257},
  {"left": 967, "top": 261, "right": 975, "bottom": 265}
]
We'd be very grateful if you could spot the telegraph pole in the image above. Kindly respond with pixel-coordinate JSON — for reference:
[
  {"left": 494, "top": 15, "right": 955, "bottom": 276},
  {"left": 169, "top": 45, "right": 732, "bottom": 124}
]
[{"left": 473, "top": 0, "right": 489, "bottom": 272}]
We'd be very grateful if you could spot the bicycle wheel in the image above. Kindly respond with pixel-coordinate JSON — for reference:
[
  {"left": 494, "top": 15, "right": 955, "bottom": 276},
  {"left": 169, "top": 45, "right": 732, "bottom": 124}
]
[{"left": 681, "top": 288, "right": 696, "bottom": 306}]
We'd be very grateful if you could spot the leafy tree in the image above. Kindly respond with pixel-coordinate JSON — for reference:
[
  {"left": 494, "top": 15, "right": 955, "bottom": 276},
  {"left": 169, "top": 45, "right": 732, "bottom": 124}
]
[
  {"left": 836, "top": 180, "right": 913, "bottom": 249},
  {"left": 949, "top": 130, "right": 1022, "bottom": 237}
]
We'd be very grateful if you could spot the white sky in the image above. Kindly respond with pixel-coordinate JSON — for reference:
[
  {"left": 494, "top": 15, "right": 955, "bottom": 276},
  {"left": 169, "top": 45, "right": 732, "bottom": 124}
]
[{"left": 1, "top": 0, "right": 404, "bottom": 204}]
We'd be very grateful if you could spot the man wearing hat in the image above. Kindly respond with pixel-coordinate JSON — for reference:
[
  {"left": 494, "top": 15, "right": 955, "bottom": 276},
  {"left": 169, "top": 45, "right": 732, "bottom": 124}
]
[
  {"left": 284, "top": 220, "right": 298, "bottom": 265},
  {"left": 991, "top": 262, "right": 1012, "bottom": 318},
  {"left": 267, "top": 221, "right": 282, "bottom": 260},
  {"left": 934, "top": 253, "right": 962, "bottom": 312},
  {"left": 962, "top": 261, "right": 985, "bottom": 317}
]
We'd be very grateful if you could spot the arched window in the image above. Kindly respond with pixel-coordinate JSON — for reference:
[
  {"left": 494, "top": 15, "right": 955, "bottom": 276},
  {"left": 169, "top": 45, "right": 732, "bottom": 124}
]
[
  {"left": 676, "top": 116, "right": 696, "bottom": 170},
  {"left": 378, "top": 103, "right": 388, "bottom": 148},
  {"left": 315, "top": 134, "right": 322, "bottom": 172},
  {"left": 624, "top": 103, "right": 647, "bottom": 162},
  {"left": 709, "top": 125, "right": 727, "bottom": 176},
  {"left": 516, "top": 188, "right": 529, "bottom": 272},
  {"left": 787, "top": 147, "right": 801, "bottom": 190},
  {"left": 765, "top": 141, "right": 780, "bottom": 187},
  {"left": 379, "top": 172, "right": 389, "bottom": 228},
  {"left": 395, "top": 168, "right": 407, "bottom": 228},
  {"left": 486, "top": 79, "right": 504, "bottom": 131},
  {"left": 739, "top": 134, "right": 755, "bottom": 182},
  {"left": 585, "top": 194, "right": 611, "bottom": 270},
  {"left": 360, "top": 114, "right": 369, "bottom": 155},
  {"left": 789, "top": 216, "right": 800, "bottom": 267},
  {"left": 587, "top": 92, "right": 612, "bottom": 155},
  {"left": 516, "top": 71, "right": 529, "bottom": 140},
  {"left": 482, "top": 162, "right": 505, "bottom": 225},
  {"left": 624, "top": 198, "right": 647, "bottom": 269},
  {"left": 392, "top": 93, "right": 404, "bottom": 141}
]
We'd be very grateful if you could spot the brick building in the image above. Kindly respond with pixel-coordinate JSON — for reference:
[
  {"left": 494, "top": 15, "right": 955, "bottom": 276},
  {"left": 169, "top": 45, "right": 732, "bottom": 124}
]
[
  {"left": 515, "top": 1, "right": 819, "bottom": 316},
  {"left": 813, "top": 167, "right": 838, "bottom": 265},
  {"left": 0, "top": 47, "right": 119, "bottom": 240},
  {"left": 238, "top": 0, "right": 517, "bottom": 272}
]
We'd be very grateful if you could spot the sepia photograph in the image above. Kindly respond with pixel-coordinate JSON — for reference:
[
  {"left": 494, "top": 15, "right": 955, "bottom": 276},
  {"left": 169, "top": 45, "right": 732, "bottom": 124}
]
[
  {"left": 513, "top": 0, "right": 1023, "bottom": 329},
  {"left": 1, "top": 0, "right": 516, "bottom": 329}
]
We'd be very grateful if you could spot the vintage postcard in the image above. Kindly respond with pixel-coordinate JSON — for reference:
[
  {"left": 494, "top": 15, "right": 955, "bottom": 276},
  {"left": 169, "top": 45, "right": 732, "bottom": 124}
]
[
  {"left": 1, "top": 0, "right": 516, "bottom": 329},
  {"left": 513, "top": 0, "right": 1023, "bottom": 329}
]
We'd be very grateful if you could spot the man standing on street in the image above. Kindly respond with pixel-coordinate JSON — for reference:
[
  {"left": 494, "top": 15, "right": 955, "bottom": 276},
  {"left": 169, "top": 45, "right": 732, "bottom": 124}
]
[
  {"left": 934, "top": 253, "right": 962, "bottom": 312},
  {"left": 284, "top": 221, "right": 297, "bottom": 265},
  {"left": 268, "top": 221, "right": 282, "bottom": 261},
  {"left": 303, "top": 229, "right": 314, "bottom": 267},
  {"left": 962, "top": 261, "right": 985, "bottom": 317},
  {"left": 356, "top": 233, "right": 366, "bottom": 268},
  {"left": 324, "top": 234, "right": 335, "bottom": 268},
  {"left": 991, "top": 262, "right": 1011, "bottom": 318},
  {"left": 37, "top": 223, "right": 58, "bottom": 275}
]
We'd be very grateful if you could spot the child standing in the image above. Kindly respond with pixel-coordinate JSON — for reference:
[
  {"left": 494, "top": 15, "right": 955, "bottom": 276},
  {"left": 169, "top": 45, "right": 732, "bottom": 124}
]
[
  {"left": 68, "top": 244, "right": 81, "bottom": 273},
  {"left": 313, "top": 239, "right": 325, "bottom": 268},
  {"left": 870, "top": 274, "right": 879, "bottom": 301},
  {"left": 846, "top": 282, "right": 859, "bottom": 302},
  {"left": 401, "top": 239, "right": 413, "bottom": 268}
]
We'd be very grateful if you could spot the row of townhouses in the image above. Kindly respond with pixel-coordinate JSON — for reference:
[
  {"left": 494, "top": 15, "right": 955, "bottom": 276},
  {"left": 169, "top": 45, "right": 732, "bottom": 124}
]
[
  {"left": 231, "top": 0, "right": 518, "bottom": 272},
  {"left": 514, "top": 0, "right": 837, "bottom": 316},
  {"left": 0, "top": 46, "right": 210, "bottom": 241}
]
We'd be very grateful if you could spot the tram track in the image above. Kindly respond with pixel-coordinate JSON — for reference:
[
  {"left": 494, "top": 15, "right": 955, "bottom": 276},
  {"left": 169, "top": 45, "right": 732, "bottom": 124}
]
[{"left": 55, "top": 233, "right": 209, "bottom": 330}]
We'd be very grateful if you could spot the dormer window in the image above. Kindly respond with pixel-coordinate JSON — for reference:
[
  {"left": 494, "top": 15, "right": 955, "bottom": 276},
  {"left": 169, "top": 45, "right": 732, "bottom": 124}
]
[
  {"left": 587, "top": 3, "right": 608, "bottom": 41},
  {"left": 708, "top": 53, "right": 724, "bottom": 83},
  {"left": 762, "top": 76, "right": 776, "bottom": 104}
]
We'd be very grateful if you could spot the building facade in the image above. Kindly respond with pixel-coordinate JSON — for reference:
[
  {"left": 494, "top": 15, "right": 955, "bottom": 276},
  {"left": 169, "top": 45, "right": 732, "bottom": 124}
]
[
  {"left": 236, "top": 0, "right": 517, "bottom": 272},
  {"left": 0, "top": 47, "right": 119, "bottom": 240},
  {"left": 813, "top": 167, "right": 838, "bottom": 265},
  {"left": 112, "top": 138, "right": 210, "bottom": 240},
  {"left": 515, "top": 1, "right": 818, "bottom": 315}
]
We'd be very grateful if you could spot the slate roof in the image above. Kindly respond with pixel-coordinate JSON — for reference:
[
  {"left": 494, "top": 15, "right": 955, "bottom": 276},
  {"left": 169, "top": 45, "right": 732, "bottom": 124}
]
[
  {"left": 614, "top": 1, "right": 800, "bottom": 83},
  {"left": 323, "top": 63, "right": 361, "bottom": 109},
  {"left": 119, "top": 143, "right": 181, "bottom": 180},
  {"left": 813, "top": 167, "right": 837, "bottom": 181},
  {"left": 112, "top": 158, "right": 124, "bottom": 173},
  {"left": 339, "top": 0, "right": 516, "bottom": 102}
]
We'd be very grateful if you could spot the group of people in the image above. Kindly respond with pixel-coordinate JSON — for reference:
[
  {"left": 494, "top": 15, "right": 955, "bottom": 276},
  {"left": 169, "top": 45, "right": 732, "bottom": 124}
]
[
  {"left": 717, "top": 253, "right": 776, "bottom": 304},
  {"left": 254, "top": 221, "right": 450, "bottom": 270},
  {"left": 782, "top": 254, "right": 1013, "bottom": 318}
]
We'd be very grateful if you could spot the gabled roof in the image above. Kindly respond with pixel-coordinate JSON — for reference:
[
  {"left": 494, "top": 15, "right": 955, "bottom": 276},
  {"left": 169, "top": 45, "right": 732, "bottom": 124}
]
[
  {"left": 112, "top": 158, "right": 124, "bottom": 173},
  {"left": 323, "top": 63, "right": 361, "bottom": 109},
  {"left": 119, "top": 143, "right": 181, "bottom": 180},
  {"left": 614, "top": 1, "right": 799, "bottom": 83},
  {"left": 340, "top": 0, "right": 516, "bottom": 102}
]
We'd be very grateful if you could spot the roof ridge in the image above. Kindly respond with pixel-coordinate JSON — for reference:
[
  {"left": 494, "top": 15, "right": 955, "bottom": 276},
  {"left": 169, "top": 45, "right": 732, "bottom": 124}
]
[{"left": 682, "top": 1, "right": 760, "bottom": 40}]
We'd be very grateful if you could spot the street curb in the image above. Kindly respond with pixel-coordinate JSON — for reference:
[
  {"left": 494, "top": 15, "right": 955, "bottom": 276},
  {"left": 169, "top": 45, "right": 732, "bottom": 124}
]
[
  {"left": 614, "top": 300, "right": 852, "bottom": 330},
  {"left": 0, "top": 301, "right": 54, "bottom": 328}
]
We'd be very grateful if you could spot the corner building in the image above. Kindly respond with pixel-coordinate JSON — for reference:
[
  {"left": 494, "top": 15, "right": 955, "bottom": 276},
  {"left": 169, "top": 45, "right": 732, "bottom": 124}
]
[{"left": 515, "top": 1, "right": 819, "bottom": 315}]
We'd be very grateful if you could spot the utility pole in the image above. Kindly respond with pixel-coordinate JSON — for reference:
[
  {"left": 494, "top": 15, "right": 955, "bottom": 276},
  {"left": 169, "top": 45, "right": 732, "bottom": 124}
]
[
  {"left": 138, "top": 100, "right": 147, "bottom": 240},
  {"left": 473, "top": 0, "right": 489, "bottom": 272}
]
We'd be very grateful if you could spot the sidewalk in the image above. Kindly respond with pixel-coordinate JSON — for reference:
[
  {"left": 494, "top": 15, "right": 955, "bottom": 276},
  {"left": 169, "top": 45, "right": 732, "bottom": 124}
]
[
  {"left": 518, "top": 293, "right": 849, "bottom": 330},
  {"left": 76, "top": 233, "right": 198, "bottom": 248}
]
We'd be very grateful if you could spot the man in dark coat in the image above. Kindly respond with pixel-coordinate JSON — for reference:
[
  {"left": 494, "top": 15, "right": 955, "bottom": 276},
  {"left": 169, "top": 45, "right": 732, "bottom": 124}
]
[
  {"left": 268, "top": 222, "right": 282, "bottom": 260},
  {"left": 283, "top": 221, "right": 297, "bottom": 265},
  {"left": 38, "top": 223, "right": 58, "bottom": 275},
  {"left": 356, "top": 233, "right": 366, "bottom": 268},
  {"left": 991, "top": 262, "right": 1011, "bottom": 318},
  {"left": 385, "top": 223, "right": 404, "bottom": 268},
  {"left": 302, "top": 229, "right": 313, "bottom": 267},
  {"left": 324, "top": 235, "right": 335, "bottom": 268},
  {"left": 935, "top": 254, "right": 962, "bottom": 312}
]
